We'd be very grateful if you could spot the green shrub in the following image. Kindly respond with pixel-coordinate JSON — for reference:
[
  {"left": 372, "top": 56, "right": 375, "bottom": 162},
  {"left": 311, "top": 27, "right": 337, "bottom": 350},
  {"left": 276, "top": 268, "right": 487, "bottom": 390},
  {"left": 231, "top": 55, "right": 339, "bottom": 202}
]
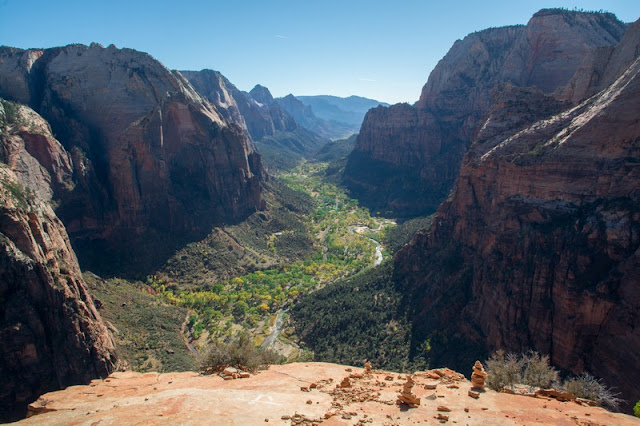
[
  {"left": 563, "top": 373, "right": 622, "bottom": 411},
  {"left": 200, "top": 334, "right": 284, "bottom": 373},
  {"left": 633, "top": 400, "right": 640, "bottom": 418},
  {"left": 485, "top": 350, "right": 523, "bottom": 390},
  {"left": 521, "top": 350, "right": 558, "bottom": 390}
]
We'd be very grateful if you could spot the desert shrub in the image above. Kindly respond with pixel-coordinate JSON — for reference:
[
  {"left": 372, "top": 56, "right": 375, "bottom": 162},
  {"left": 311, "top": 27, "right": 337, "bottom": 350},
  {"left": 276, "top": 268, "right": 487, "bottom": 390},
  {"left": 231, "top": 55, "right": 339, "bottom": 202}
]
[
  {"left": 563, "top": 373, "right": 622, "bottom": 411},
  {"left": 486, "top": 350, "right": 560, "bottom": 391},
  {"left": 200, "top": 334, "right": 283, "bottom": 373},
  {"left": 485, "top": 350, "right": 523, "bottom": 390},
  {"left": 634, "top": 400, "right": 640, "bottom": 418},
  {"left": 521, "top": 350, "right": 558, "bottom": 390}
]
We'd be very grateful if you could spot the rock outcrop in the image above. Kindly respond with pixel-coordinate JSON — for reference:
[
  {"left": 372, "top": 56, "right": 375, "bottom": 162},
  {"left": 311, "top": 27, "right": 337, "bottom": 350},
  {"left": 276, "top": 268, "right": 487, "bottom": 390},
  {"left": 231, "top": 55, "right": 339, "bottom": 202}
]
[
  {"left": 0, "top": 44, "right": 264, "bottom": 275},
  {"left": 394, "top": 18, "right": 640, "bottom": 409},
  {"left": 183, "top": 71, "right": 326, "bottom": 170},
  {"left": 344, "top": 9, "right": 627, "bottom": 217},
  {"left": 0, "top": 102, "right": 118, "bottom": 421},
  {"left": 15, "top": 363, "right": 640, "bottom": 425}
]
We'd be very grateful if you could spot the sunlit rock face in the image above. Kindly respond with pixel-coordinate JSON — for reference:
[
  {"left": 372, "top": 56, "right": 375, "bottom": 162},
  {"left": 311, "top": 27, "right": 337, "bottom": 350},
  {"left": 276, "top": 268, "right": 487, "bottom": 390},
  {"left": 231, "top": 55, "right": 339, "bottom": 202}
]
[
  {"left": 0, "top": 44, "right": 264, "bottom": 275},
  {"left": 394, "top": 17, "right": 640, "bottom": 410},
  {"left": 344, "top": 9, "right": 626, "bottom": 218}
]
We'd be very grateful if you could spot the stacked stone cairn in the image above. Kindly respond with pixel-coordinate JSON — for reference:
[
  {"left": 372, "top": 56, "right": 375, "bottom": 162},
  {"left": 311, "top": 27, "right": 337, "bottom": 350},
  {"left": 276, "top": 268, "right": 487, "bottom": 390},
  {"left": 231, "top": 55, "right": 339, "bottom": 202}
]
[{"left": 396, "top": 375, "right": 421, "bottom": 408}]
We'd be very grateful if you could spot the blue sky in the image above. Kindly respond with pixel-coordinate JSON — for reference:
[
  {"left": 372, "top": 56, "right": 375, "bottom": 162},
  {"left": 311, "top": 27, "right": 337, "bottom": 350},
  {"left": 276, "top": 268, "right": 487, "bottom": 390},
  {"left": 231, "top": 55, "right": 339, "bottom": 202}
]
[{"left": 0, "top": 0, "right": 637, "bottom": 104}]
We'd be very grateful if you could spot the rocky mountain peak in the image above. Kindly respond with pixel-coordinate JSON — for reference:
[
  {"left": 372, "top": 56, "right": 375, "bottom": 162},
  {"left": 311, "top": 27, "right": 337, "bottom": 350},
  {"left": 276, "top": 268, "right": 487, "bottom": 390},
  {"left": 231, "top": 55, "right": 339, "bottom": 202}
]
[{"left": 249, "top": 84, "right": 275, "bottom": 105}]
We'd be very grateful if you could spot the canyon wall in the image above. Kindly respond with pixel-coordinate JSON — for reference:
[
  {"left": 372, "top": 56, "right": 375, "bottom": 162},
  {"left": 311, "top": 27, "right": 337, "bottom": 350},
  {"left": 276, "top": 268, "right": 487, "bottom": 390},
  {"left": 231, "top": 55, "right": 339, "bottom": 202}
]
[
  {"left": 0, "top": 44, "right": 264, "bottom": 275},
  {"left": 0, "top": 101, "right": 118, "bottom": 421},
  {"left": 344, "top": 9, "right": 627, "bottom": 217},
  {"left": 394, "top": 19, "right": 640, "bottom": 408}
]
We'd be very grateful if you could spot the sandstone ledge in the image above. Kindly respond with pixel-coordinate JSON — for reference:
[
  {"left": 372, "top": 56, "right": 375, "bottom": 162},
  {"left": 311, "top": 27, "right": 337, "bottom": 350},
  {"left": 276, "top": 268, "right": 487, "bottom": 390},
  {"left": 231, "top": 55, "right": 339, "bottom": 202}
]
[{"left": 20, "top": 362, "right": 639, "bottom": 425}]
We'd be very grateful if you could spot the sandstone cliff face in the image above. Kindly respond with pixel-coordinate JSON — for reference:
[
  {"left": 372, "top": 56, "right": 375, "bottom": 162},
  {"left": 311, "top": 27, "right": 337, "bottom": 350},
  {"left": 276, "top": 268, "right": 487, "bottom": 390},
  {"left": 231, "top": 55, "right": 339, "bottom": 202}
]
[
  {"left": 394, "top": 31, "right": 640, "bottom": 409},
  {"left": 0, "top": 103, "right": 118, "bottom": 421},
  {"left": 184, "top": 71, "right": 326, "bottom": 169},
  {"left": 0, "top": 44, "right": 263, "bottom": 275},
  {"left": 344, "top": 9, "right": 627, "bottom": 217}
]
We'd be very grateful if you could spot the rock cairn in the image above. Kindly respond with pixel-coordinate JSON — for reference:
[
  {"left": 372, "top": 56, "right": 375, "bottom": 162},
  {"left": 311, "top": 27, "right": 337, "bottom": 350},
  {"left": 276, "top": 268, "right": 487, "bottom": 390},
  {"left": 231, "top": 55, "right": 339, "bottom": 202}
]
[
  {"left": 471, "top": 361, "right": 487, "bottom": 390},
  {"left": 396, "top": 375, "right": 421, "bottom": 408},
  {"left": 220, "top": 366, "right": 250, "bottom": 380},
  {"left": 337, "top": 377, "right": 351, "bottom": 388},
  {"left": 364, "top": 361, "right": 372, "bottom": 374}
]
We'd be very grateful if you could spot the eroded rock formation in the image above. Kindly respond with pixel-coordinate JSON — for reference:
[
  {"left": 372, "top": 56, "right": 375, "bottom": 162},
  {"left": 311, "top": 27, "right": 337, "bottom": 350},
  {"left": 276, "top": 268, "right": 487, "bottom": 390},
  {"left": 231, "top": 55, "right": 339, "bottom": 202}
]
[
  {"left": 0, "top": 44, "right": 264, "bottom": 275},
  {"left": 0, "top": 102, "right": 118, "bottom": 421},
  {"left": 344, "top": 9, "right": 627, "bottom": 217},
  {"left": 394, "top": 18, "right": 640, "bottom": 409}
]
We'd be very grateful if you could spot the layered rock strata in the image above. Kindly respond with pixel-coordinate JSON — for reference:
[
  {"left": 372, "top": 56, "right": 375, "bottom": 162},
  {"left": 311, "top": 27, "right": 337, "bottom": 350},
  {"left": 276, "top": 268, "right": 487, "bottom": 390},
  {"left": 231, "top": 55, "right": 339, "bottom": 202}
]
[
  {"left": 0, "top": 44, "right": 264, "bottom": 274},
  {"left": 344, "top": 9, "right": 627, "bottom": 217},
  {"left": 394, "top": 20, "right": 640, "bottom": 409},
  {"left": 0, "top": 102, "right": 118, "bottom": 421}
]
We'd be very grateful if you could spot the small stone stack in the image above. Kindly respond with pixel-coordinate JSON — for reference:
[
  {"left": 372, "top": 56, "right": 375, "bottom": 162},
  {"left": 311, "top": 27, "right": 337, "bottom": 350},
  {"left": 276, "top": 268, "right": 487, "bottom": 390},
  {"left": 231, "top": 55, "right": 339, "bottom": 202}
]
[
  {"left": 220, "top": 366, "right": 250, "bottom": 380},
  {"left": 364, "top": 361, "right": 372, "bottom": 375},
  {"left": 337, "top": 377, "right": 351, "bottom": 388},
  {"left": 471, "top": 361, "right": 487, "bottom": 390},
  {"left": 396, "top": 375, "right": 421, "bottom": 408}
]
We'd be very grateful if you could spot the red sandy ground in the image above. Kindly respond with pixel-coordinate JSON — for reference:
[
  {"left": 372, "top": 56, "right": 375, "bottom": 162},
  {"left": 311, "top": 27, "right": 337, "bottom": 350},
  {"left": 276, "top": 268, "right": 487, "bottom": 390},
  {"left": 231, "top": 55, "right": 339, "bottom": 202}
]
[{"left": 19, "top": 362, "right": 640, "bottom": 425}]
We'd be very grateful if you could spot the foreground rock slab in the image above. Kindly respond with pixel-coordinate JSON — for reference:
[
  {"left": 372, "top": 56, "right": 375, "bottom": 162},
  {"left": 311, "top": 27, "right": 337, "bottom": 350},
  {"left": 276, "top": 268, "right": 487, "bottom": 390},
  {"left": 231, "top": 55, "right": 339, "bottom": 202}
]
[{"left": 20, "top": 363, "right": 639, "bottom": 425}]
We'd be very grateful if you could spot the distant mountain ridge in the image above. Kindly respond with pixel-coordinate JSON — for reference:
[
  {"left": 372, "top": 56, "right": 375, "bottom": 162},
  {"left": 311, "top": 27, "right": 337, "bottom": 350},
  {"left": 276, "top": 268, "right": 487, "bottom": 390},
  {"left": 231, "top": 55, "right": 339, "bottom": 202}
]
[
  {"left": 275, "top": 94, "right": 354, "bottom": 140},
  {"left": 296, "top": 95, "right": 389, "bottom": 129},
  {"left": 183, "top": 71, "right": 327, "bottom": 170}
]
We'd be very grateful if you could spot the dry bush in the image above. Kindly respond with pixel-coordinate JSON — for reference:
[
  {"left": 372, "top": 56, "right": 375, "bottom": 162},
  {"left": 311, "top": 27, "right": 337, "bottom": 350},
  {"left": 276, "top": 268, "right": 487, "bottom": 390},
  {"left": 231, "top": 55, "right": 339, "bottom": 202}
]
[
  {"left": 485, "top": 350, "right": 523, "bottom": 390},
  {"left": 563, "top": 373, "right": 623, "bottom": 411},
  {"left": 200, "top": 334, "right": 283, "bottom": 373},
  {"left": 485, "top": 350, "right": 558, "bottom": 391},
  {"left": 521, "top": 350, "right": 558, "bottom": 390}
]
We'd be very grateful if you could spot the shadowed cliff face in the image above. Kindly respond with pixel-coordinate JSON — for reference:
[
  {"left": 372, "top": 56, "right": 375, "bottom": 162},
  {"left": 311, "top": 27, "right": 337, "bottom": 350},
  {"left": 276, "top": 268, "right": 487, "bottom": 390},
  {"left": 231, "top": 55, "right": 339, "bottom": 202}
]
[
  {"left": 344, "top": 9, "right": 627, "bottom": 217},
  {"left": 0, "top": 44, "right": 264, "bottom": 276},
  {"left": 394, "top": 24, "right": 640, "bottom": 409},
  {"left": 0, "top": 103, "right": 119, "bottom": 421}
]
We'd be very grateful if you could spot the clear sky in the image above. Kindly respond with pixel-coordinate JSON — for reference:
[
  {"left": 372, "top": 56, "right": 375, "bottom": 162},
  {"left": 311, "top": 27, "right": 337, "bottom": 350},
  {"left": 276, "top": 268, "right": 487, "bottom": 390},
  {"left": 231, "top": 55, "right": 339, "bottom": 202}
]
[{"left": 0, "top": 1, "right": 637, "bottom": 104}]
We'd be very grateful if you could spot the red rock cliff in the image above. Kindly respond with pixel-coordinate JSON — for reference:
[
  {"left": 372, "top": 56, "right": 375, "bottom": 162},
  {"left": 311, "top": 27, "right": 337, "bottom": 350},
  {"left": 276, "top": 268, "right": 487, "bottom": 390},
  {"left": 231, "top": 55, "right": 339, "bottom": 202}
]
[
  {"left": 394, "top": 24, "right": 640, "bottom": 409},
  {"left": 0, "top": 102, "right": 118, "bottom": 421},
  {"left": 344, "top": 9, "right": 626, "bottom": 217},
  {"left": 0, "top": 44, "right": 264, "bottom": 275}
]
